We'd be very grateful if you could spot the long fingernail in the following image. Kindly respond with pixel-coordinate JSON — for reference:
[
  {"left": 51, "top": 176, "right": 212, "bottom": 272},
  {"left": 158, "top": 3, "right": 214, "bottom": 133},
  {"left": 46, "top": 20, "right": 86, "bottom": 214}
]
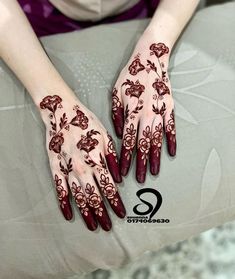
[
  {"left": 87, "top": 218, "right": 98, "bottom": 231},
  {"left": 121, "top": 166, "right": 129, "bottom": 176},
  {"left": 137, "top": 173, "right": 145, "bottom": 183},
  {"left": 62, "top": 197, "right": 73, "bottom": 220},
  {"left": 150, "top": 164, "right": 160, "bottom": 175},
  {"left": 116, "top": 126, "right": 123, "bottom": 138},
  {"left": 101, "top": 218, "right": 112, "bottom": 231}
]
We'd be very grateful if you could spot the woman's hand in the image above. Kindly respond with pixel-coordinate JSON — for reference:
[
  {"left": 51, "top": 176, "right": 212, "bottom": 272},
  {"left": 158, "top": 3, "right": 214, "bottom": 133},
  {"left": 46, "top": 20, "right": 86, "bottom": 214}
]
[
  {"left": 111, "top": 34, "right": 177, "bottom": 183},
  {"left": 39, "top": 93, "right": 126, "bottom": 232}
]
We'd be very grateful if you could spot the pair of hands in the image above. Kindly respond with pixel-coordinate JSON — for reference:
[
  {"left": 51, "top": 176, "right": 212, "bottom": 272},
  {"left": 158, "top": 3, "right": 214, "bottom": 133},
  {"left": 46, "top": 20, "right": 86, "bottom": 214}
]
[{"left": 40, "top": 37, "right": 177, "bottom": 232}]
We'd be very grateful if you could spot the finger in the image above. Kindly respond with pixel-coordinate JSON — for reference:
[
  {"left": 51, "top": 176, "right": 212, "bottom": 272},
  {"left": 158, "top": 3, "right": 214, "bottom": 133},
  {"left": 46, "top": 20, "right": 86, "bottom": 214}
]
[
  {"left": 111, "top": 87, "right": 124, "bottom": 138},
  {"left": 53, "top": 173, "right": 73, "bottom": 221},
  {"left": 149, "top": 116, "right": 164, "bottom": 175},
  {"left": 80, "top": 175, "right": 112, "bottom": 231},
  {"left": 163, "top": 108, "right": 177, "bottom": 156},
  {"left": 68, "top": 174, "right": 98, "bottom": 231},
  {"left": 136, "top": 123, "right": 152, "bottom": 183},
  {"left": 94, "top": 168, "right": 126, "bottom": 219},
  {"left": 120, "top": 121, "right": 138, "bottom": 176},
  {"left": 103, "top": 132, "right": 122, "bottom": 183}
]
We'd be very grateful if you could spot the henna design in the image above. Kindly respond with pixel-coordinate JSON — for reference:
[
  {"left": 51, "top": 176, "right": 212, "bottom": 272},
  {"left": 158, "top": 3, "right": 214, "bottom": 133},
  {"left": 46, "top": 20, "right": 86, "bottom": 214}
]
[
  {"left": 151, "top": 123, "right": 163, "bottom": 156},
  {"left": 77, "top": 129, "right": 100, "bottom": 153},
  {"left": 111, "top": 87, "right": 122, "bottom": 118},
  {"left": 122, "top": 79, "right": 145, "bottom": 98},
  {"left": 122, "top": 79, "right": 144, "bottom": 123},
  {"left": 40, "top": 95, "right": 62, "bottom": 112},
  {"left": 122, "top": 123, "right": 136, "bottom": 160},
  {"left": 128, "top": 55, "right": 145, "bottom": 75},
  {"left": 100, "top": 174, "right": 117, "bottom": 201},
  {"left": 85, "top": 183, "right": 103, "bottom": 216},
  {"left": 165, "top": 109, "right": 176, "bottom": 142},
  {"left": 150, "top": 43, "right": 169, "bottom": 58},
  {"left": 137, "top": 126, "right": 151, "bottom": 165},
  {"left": 54, "top": 174, "right": 72, "bottom": 220},
  {"left": 107, "top": 133, "right": 117, "bottom": 159},
  {"left": 152, "top": 102, "right": 166, "bottom": 117},
  {"left": 70, "top": 108, "right": 89, "bottom": 130},
  {"left": 71, "top": 182, "right": 89, "bottom": 216},
  {"left": 152, "top": 81, "right": 170, "bottom": 96}
]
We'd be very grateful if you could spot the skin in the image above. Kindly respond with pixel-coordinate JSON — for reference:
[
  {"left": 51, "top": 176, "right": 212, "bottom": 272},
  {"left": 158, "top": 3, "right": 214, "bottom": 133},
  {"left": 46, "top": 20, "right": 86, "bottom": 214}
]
[{"left": 0, "top": 0, "right": 199, "bottom": 230}]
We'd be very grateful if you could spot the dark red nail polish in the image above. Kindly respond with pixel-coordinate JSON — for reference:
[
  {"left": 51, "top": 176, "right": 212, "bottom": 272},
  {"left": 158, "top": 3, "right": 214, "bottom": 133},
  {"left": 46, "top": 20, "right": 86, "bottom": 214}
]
[
  {"left": 121, "top": 166, "right": 129, "bottom": 176},
  {"left": 87, "top": 218, "right": 98, "bottom": 231},
  {"left": 63, "top": 205, "right": 73, "bottom": 220},
  {"left": 116, "top": 126, "right": 123, "bottom": 138},
  {"left": 137, "top": 173, "right": 145, "bottom": 183}
]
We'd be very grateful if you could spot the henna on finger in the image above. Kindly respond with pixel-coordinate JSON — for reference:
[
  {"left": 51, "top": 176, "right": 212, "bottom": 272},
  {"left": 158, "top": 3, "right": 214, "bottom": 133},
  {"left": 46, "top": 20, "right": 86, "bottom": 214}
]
[
  {"left": 53, "top": 173, "right": 73, "bottom": 220},
  {"left": 164, "top": 109, "right": 177, "bottom": 156},
  {"left": 96, "top": 171, "right": 126, "bottom": 218},
  {"left": 149, "top": 120, "right": 163, "bottom": 175},
  {"left": 83, "top": 180, "right": 112, "bottom": 232},
  {"left": 69, "top": 178, "right": 98, "bottom": 231},
  {"left": 103, "top": 132, "right": 122, "bottom": 183},
  {"left": 120, "top": 122, "right": 138, "bottom": 176},
  {"left": 136, "top": 125, "right": 152, "bottom": 183},
  {"left": 111, "top": 87, "right": 124, "bottom": 138}
]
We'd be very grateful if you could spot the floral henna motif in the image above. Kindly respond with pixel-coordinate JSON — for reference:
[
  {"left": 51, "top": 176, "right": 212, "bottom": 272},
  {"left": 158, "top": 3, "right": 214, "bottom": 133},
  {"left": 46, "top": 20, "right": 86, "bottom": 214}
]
[
  {"left": 151, "top": 123, "right": 163, "bottom": 157},
  {"left": 49, "top": 134, "right": 64, "bottom": 153},
  {"left": 165, "top": 109, "right": 176, "bottom": 142},
  {"left": 70, "top": 106, "right": 89, "bottom": 129},
  {"left": 85, "top": 183, "right": 103, "bottom": 216},
  {"left": 54, "top": 174, "right": 72, "bottom": 220},
  {"left": 111, "top": 87, "right": 122, "bottom": 118},
  {"left": 122, "top": 123, "right": 136, "bottom": 160},
  {"left": 71, "top": 182, "right": 89, "bottom": 216},
  {"left": 107, "top": 133, "right": 117, "bottom": 159},
  {"left": 128, "top": 55, "right": 145, "bottom": 75},
  {"left": 150, "top": 43, "right": 169, "bottom": 58},
  {"left": 77, "top": 129, "right": 100, "bottom": 153},
  {"left": 152, "top": 81, "right": 170, "bottom": 96},
  {"left": 100, "top": 174, "right": 117, "bottom": 201},
  {"left": 122, "top": 79, "right": 145, "bottom": 98},
  {"left": 40, "top": 95, "right": 62, "bottom": 112},
  {"left": 137, "top": 126, "right": 152, "bottom": 165},
  {"left": 122, "top": 79, "right": 144, "bottom": 123}
]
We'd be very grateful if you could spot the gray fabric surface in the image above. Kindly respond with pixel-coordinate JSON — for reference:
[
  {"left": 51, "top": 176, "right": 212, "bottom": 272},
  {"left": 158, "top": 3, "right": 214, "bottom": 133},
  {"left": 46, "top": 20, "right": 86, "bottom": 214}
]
[{"left": 0, "top": 2, "right": 235, "bottom": 278}]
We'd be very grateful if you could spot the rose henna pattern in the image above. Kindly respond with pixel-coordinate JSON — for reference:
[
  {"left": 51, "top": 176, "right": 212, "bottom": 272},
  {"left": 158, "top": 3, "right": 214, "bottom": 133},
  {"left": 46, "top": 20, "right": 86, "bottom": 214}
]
[
  {"left": 111, "top": 41, "right": 176, "bottom": 182},
  {"left": 128, "top": 55, "right": 145, "bottom": 75},
  {"left": 136, "top": 126, "right": 152, "bottom": 183},
  {"left": 150, "top": 43, "right": 169, "bottom": 58},
  {"left": 40, "top": 95, "right": 126, "bottom": 231}
]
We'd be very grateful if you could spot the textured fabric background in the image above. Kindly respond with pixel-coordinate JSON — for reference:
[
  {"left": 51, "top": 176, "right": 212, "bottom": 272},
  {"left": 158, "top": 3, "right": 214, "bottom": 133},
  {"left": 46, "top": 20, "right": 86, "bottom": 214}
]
[{"left": 0, "top": 2, "right": 235, "bottom": 278}]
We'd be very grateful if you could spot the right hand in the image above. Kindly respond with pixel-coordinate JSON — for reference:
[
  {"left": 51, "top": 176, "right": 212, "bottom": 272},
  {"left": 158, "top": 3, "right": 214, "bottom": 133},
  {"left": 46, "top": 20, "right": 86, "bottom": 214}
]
[{"left": 39, "top": 93, "right": 126, "bottom": 232}]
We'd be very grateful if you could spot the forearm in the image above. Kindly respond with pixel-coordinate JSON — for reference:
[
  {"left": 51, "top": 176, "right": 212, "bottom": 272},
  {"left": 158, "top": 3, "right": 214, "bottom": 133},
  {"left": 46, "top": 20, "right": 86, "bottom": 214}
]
[
  {"left": 142, "top": 0, "right": 200, "bottom": 51},
  {"left": 0, "top": 0, "right": 76, "bottom": 107}
]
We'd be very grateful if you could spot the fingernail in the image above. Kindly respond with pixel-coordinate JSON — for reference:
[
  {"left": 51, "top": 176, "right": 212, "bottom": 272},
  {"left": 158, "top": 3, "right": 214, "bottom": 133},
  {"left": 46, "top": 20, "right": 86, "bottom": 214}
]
[
  {"left": 117, "top": 206, "right": 126, "bottom": 218},
  {"left": 169, "top": 144, "right": 176, "bottom": 156},
  {"left": 101, "top": 219, "right": 112, "bottom": 231},
  {"left": 114, "top": 171, "right": 122, "bottom": 183},
  {"left": 121, "top": 166, "right": 128, "bottom": 176},
  {"left": 137, "top": 173, "right": 145, "bottom": 183},
  {"left": 63, "top": 207, "right": 73, "bottom": 220},
  {"left": 116, "top": 126, "right": 123, "bottom": 138},
  {"left": 150, "top": 164, "right": 159, "bottom": 175},
  {"left": 62, "top": 198, "right": 73, "bottom": 220},
  {"left": 87, "top": 218, "right": 98, "bottom": 231}
]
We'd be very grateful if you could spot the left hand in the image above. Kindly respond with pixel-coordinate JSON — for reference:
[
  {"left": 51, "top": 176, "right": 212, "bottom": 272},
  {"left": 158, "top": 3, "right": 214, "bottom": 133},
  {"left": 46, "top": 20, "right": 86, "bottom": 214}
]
[{"left": 111, "top": 35, "right": 177, "bottom": 183}]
